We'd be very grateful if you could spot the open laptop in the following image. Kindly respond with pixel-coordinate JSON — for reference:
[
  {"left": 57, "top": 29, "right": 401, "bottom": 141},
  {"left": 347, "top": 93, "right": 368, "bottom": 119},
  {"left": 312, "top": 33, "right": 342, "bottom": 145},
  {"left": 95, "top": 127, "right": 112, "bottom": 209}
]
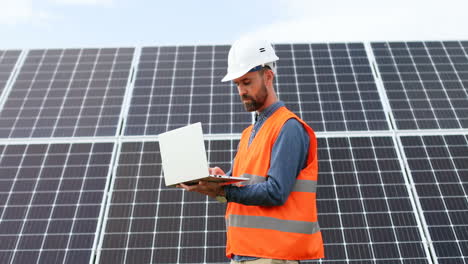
[{"left": 158, "top": 122, "right": 249, "bottom": 187}]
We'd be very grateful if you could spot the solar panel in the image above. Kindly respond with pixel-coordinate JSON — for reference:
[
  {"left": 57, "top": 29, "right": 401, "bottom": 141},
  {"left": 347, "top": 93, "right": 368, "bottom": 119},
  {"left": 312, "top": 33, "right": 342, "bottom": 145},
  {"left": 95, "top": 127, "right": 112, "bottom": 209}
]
[
  {"left": 274, "top": 43, "right": 389, "bottom": 132},
  {"left": 400, "top": 134, "right": 468, "bottom": 264},
  {"left": 124, "top": 46, "right": 251, "bottom": 135},
  {"left": 0, "top": 48, "right": 134, "bottom": 138},
  {"left": 124, "top": 43, "right": 389, "bottom": 136},
  {"left": 2, "top": 42, "right": 466, "bottom": 264},
  {"left": 314, "top": 136, "right": 430, "bottom": 264},
  {"left": 97, "top": 139, "right": 237, "bottom": 263},
  {"left": 0, "top": 50, "right": 21, "bottom": 96},
  {"left": 0, "top": 142, "right": 115, "bottom": 264},
  {"left": 96, "top": 135, "right": 431, "bottom": 264},
  {"left": 372, "top": 41, "right": 468, "bottom": 129}
]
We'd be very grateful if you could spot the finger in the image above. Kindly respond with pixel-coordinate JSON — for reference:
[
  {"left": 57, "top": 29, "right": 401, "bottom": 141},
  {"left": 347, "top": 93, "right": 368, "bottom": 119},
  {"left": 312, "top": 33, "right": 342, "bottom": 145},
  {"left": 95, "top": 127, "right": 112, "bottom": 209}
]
[
  {"left": 179, "top": 183, "right": 195, "bottom": 191},
  {"left": 210, "top": 166, "right": 225, "bottom": 175},
  {"left": 208, "top": 167, "right": 216, "bottom": 175}
]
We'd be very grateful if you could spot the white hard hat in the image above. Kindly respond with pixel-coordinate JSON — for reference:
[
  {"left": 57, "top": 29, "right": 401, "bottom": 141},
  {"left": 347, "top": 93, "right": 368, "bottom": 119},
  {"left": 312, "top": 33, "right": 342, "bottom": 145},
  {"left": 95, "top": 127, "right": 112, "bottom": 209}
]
[{"left": 221, "top": 37, "right": 279, "bottom": 82}]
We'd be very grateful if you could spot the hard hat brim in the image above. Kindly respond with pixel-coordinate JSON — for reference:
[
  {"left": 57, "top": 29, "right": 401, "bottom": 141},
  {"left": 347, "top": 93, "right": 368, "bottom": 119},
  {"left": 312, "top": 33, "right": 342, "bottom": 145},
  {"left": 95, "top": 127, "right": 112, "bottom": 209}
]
[
  {"left": 222, "top": 56, "right": 279, "bottom": 82},
  {"left": 221, "top": 69, "right": 251, "bottom": 82}
]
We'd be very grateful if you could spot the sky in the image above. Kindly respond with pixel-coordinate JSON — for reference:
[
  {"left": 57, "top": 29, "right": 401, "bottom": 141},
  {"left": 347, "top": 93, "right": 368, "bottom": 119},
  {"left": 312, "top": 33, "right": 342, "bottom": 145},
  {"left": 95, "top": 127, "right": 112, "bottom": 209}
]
[{"left": 0, "top": 0, "right": 468, "bottom": 49}]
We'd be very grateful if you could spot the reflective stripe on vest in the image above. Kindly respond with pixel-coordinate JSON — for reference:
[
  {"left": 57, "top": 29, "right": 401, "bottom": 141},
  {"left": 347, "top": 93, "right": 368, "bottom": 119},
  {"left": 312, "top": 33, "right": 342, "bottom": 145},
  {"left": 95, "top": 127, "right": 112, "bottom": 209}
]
[
  {"left": 239, "top": 173, "right": 317, "bottom": 193},
  {"left": 239, "top": 173, "right": 265, "bottom": 185},
  {"left": 228, "top": 214, "right": 320, "bottom": 235}
]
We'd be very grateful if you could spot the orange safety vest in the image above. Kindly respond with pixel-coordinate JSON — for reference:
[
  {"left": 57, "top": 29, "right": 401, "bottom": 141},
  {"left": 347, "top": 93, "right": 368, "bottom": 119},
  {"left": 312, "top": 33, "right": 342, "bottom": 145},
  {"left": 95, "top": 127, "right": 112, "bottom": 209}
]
[{"left": 226, "top": 106, "right": 324, "bottom": 260}]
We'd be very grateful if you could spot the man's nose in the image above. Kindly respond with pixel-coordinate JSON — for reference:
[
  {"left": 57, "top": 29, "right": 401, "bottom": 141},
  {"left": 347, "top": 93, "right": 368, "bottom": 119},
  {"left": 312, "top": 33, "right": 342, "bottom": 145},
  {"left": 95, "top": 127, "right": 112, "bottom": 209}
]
[{"left": 237, "top": 85, "right": 247, "bottom": 96}]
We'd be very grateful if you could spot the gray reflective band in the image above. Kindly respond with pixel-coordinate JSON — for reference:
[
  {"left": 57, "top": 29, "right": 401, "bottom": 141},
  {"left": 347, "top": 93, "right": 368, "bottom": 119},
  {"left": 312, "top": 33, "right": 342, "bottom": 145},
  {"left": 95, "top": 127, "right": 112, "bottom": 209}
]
[
  {"left": 228, "top": 214, "right": 320, "bottom": 235},
  {"left": 240, "top": 173, "right": 266, "bottom": 185},
  {"left": 240, "top": 174, "right": 316, "bottom": 194},
  {"left": 293, "top": 179, "right": 317, "bottom": 193}
]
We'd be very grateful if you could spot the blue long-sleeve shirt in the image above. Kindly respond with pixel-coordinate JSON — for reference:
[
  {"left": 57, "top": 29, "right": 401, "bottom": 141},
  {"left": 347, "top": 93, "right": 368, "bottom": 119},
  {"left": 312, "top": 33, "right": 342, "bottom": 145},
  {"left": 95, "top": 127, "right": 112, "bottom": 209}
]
[{"left": 223, "top": 101, "right": 310, "bottom": 261}]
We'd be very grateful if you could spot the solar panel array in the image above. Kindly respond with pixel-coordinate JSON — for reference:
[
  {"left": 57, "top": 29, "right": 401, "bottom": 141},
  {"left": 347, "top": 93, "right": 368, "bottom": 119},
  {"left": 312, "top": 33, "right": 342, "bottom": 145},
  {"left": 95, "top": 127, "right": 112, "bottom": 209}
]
[{"left": 0, "top": 41, "right": 466, "bottom": 264}]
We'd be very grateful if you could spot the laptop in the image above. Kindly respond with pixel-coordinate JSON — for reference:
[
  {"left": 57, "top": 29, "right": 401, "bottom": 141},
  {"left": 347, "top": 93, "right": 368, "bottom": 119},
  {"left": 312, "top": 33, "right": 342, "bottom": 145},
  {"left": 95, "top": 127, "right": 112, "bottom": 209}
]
[{"left": 158, "top": 122, "right": 249, "bottom": 187}]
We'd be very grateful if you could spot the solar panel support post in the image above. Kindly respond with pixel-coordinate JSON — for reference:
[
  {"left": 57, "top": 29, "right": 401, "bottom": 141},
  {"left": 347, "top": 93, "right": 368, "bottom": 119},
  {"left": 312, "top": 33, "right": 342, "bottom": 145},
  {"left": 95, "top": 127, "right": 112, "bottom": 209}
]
[
  {"left": 89, "top": 140, "right": 120, "bottom": 264},
  {"left": 364, "top": 42, "right": 397, "bottom": 131},
  {"left": 0, "top": 49, "right": 27, "bottom": 118},
  {"left": 117, "top": 47, "right": 139, "bottom": 137},
  {"left": 93, "top": 139, "right": 121, "bottom": 264},
  {"left": 394, "top": 135, "right": 438, "bottom": 264}
]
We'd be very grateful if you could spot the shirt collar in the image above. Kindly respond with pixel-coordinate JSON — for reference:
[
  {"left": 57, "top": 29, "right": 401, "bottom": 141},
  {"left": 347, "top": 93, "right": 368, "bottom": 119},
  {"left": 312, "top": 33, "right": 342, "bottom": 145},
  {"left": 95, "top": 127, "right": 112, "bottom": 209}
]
[{"left": 255, "top": 101, "right": 285, "bottom": 122}]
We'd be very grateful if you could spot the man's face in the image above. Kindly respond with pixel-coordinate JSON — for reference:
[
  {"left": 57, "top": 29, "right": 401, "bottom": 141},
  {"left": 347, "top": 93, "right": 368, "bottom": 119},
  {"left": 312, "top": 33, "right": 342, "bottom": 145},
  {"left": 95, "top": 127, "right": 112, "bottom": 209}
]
[{"left": 233, "top": 71, "right": 268, "bottom": 112}]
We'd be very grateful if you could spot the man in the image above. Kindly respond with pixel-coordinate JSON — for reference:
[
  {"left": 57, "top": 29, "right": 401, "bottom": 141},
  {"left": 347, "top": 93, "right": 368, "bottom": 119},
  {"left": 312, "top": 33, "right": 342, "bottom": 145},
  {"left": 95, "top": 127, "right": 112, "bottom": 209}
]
[{"left": 178, "top": 37, "right": 324, "bottom": 263}]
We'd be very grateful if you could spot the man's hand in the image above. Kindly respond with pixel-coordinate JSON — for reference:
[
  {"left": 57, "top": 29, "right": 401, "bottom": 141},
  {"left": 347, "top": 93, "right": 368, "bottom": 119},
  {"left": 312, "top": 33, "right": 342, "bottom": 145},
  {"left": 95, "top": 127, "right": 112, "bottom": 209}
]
[
  {"left": 209, "top": 166, "right": 225, "bottom": 176},
  {"left": 177, "top": 181, "right": 225, "bottom": 199},
  {"left": 176, "top": 167, "right": 226, "bottom": 198}
]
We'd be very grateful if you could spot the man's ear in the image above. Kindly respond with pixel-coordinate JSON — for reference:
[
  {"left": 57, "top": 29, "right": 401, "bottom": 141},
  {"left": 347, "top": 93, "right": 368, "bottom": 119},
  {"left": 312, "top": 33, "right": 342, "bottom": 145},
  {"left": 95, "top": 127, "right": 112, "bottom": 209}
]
[{"left": 263, "top": 69, "right": 274, "bottom": 87}]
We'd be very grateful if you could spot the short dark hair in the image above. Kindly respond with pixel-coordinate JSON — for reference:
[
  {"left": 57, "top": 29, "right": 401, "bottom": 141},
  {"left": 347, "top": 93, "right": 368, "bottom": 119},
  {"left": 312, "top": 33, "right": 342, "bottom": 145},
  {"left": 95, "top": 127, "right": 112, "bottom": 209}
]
[{"left": 259, "top": 65, "right": 272, "bottom": 77}]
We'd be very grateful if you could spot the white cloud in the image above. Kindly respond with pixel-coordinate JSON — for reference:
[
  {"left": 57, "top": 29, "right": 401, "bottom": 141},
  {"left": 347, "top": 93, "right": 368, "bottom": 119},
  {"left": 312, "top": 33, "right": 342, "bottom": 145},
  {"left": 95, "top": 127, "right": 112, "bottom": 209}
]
[
  {"left": 0, "top": 0, "right": 33, "bottom": 25},
  {"left": 52, "top": 0, "right": 113, "bottom": 6},
  {"left": 246, "top": 0, "right": 468, "bottom": 43},
  {"left": 0, "top": 0, "right": 112, "bottom": 26},
  {"left": 0, "top": 0, "right": 55, "bottom": 25}
]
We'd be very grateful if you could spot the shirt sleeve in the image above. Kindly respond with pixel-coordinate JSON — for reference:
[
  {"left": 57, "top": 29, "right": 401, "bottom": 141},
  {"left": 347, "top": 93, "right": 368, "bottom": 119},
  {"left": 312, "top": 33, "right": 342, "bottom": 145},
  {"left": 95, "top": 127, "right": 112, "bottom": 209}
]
[{"left": 224, "top": 118, "right": 309, "bottom": 206}]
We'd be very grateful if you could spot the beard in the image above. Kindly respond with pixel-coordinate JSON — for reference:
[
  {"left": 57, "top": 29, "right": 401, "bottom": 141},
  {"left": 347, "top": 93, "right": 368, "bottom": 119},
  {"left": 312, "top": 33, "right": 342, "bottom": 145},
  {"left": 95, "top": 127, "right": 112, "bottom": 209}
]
[{"left": 241, "top": 83, "right": 268, "bottom": 112}]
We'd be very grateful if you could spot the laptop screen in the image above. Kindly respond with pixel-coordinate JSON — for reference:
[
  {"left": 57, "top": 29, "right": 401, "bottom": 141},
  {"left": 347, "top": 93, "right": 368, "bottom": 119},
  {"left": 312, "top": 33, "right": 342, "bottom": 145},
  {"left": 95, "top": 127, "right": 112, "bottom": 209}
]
[{"left": 158, "top": 122, "right": 210, "bottom": 186}]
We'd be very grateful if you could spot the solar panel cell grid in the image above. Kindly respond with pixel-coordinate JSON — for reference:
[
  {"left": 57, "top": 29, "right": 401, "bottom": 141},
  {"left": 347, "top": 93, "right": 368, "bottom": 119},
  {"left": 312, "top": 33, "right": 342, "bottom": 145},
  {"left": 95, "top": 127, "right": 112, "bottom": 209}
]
[
  {"left": 313, "top": 136, "right": 429, "bottom": 264},
  {"left": 372, "top": 41, "right": 468, "bottom": 129},
  {"left": 125, "top": 46, "right": 250, "bottom": 136},
  {"left": 125, "top": 43, "right": 389, "bottom": 136},
  {"left": 0, "top": 48, "right": 133, "bottom": 138},
  {"left": 401, "top": 135, "right": 468, "bottom": 264},
  {"left": 274, "top": 43, "right": 388, "bottom": 132},
  {"left": 0, "top": 142, "right": 114, "bottom": 264},
  {"left": 98, "top": 139, "right": 237, "bottom": 264}
]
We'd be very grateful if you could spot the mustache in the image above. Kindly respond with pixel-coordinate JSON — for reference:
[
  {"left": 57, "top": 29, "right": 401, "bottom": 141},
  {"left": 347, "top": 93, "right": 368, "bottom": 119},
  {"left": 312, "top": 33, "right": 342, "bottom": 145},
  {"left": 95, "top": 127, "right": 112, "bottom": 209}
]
[{"left": 241, "top": 94, "right": 254, "bottom": 100}]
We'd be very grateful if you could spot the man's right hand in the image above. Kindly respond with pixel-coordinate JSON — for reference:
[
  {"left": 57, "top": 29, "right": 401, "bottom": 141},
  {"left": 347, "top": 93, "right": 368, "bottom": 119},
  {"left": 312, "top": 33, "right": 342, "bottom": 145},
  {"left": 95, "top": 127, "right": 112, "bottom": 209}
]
[{"left": 209, "top": 166, "right": 225, "bottom": 176}]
